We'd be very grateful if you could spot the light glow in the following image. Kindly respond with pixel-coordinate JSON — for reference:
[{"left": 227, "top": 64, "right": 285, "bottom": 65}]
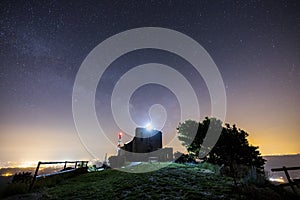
[
  {"left": 145, "top": 123, "right": 153, "bottom": 131},
  {"left": 18, "top": 161, "right": 38, "bottom": 168},
  {"left": 1, "top": 172, "right": 13, "bottom": 177},
  {"left": 118, "top": 132, "right": 123, "bottom": 138},
  {"left": 269, "top": 177, "right": 285, "bottom": 183}
]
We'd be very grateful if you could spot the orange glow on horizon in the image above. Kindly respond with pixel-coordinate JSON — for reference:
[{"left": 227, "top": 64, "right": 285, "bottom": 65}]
[{"left": 1, "top": 116, "right": 299, "bottom": 163}]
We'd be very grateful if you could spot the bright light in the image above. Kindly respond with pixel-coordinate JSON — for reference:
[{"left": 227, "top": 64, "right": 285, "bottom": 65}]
[
  {"left": 269, "top": 177, "right": 285, "bottom": 183},
  {"left": 1, "top": 172, "right": 13, "bottom": 177},
  {"left": 118, "top": 132, "right": 123, "bottom": 139},
  {"left": 145, "top": 123, "right": 153, "bottom": 131},
  {"left": 18, "top": 161, "right": 37, "bottom": 168}
]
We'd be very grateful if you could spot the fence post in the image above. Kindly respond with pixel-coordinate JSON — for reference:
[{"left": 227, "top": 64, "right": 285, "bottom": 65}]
[
  {"left": 282, "top": 166, "right": 297, "bottom": 194},
  {"left": 64, "top": 161, "right": 67, "bottom": 169},
  {"left": 29, "top": 161, "right": 41, "bottom": 191}
]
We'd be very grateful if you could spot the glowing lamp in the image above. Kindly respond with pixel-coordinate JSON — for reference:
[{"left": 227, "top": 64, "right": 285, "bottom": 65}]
[{"left": 145, "top": 123, "right": 153, "bottom": 131}]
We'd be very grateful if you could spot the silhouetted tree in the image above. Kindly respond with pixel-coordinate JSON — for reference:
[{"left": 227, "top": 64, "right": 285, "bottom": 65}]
[
  {"left": 177, "top": 117, "right": 222, "bottom": 159},
  {"left": 177, "top": 118, "right": 265, "bottom": 173},
  {"left": 174, "top": 151, "right": 196, "bottom": 163},
  {"left": 207, "top": 123, "right": 265, "bottom": 173}
]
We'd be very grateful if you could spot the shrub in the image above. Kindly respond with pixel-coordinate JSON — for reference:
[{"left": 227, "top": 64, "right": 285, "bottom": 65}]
[
  {"left": 12, "top": 172, "right": 33, "bottom": 184},
  {"left": 0, "top": 172, "right": 33, "bottom": 197},
  {"left": 174, "top": 153, "right": 195, "bottom": 164}
]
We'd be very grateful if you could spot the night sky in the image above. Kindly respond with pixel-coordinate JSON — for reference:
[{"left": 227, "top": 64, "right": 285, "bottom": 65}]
[{"left": 0, "top": 0, "right": 299, "bottom": 164}]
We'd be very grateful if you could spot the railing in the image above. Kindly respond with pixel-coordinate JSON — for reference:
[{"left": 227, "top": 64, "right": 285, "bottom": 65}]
[
  {"left": 271, "top": 166, "right": 300, "bottom": 195},
  {"left": 29, "top": 160, "right": 88, "bottom": 191}
]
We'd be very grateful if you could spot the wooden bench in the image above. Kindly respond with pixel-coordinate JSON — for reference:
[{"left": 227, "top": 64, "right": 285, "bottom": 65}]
[{"left": 271, "top": 166, "right": 300, "bottom": 195}]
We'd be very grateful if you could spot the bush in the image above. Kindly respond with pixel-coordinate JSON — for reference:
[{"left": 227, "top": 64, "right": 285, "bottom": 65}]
[
  {"left": 12, "top": 172, "right": 33, "bottom": 184},
  {"left": 0, "top": 172, "right": 33, "bottom": 198},
  {"left": 174, "top": 153, "right": 195, "bottom": 164},
  {"left": 199, "top": 162, "right": 220, "bottom": 174}
]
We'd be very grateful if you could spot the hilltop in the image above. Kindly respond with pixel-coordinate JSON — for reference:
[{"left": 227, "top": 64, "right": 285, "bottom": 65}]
[
  {"left": 39, "top": 163, "right": 236, "bottom": 199},
  {"left": 2, "top": 162, "right": 299, "bottom": 200}
]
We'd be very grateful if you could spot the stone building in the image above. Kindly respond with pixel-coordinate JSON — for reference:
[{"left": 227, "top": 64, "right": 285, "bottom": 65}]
[{"left": 119, "top": 127, "right": 173, "bottom": 162}]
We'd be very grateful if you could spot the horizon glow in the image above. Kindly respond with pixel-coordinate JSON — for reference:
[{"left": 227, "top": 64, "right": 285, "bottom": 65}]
[{"left": 0, "top": 1, "right": 299, "bottom": 164}]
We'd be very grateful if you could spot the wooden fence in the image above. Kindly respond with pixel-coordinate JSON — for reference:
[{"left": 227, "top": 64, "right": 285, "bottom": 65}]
[
  {"left": 29, "top": 160, "right": 88, "bottom": 191},
  {"left": 271, "top": 166, "right": 300, "bottom": 195}
]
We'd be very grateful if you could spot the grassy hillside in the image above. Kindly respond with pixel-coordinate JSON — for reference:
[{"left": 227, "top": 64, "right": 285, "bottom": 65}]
[
  {"left": 42, "top": 162, "right": 237, "bottom": 200},
  {"left": 2, "top": 162, "right": 299, "bottom": 199}
]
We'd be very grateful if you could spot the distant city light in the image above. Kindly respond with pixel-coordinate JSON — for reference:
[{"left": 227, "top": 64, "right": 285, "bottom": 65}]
[
  {"left": 1, "top": 172, "right": 13, "bottom": 177},
  {"left": 269, "top": 177, "right": 285, "bottom": 183},
  {"left": 18, "top": 161, "right": 37, "bottom": 168}
]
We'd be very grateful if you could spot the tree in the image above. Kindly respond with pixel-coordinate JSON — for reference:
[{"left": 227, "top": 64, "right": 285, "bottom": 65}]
[
  {"left": 177, "top": 117, "right": 222, "bottom": 159},
  {"left": 173, "top": 151, "right": 196, "bottom": 163},
  {"left": 177, "top": 118, "right": 265, "bottom": 173}
]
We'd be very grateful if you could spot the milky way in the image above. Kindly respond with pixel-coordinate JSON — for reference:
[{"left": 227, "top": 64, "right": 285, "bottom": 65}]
[{"left": 0, "top": 0, "right": 299, "bottom": 162}]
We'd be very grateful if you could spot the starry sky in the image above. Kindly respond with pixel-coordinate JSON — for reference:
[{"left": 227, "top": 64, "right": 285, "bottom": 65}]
[{"left": 0, "top": 0, "right": 299, "bottom": 164}]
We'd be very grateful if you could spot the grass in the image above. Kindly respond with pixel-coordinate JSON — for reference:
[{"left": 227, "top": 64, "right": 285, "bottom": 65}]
[
  {"left": 0, "top": 182, "right": 29, "bottom": 197},
  {"left": 2, "top": 162, "right": 299, "bottom": 199},
  {"left": 39, "top": 163, "right": 237, "bottom": 200},
  {"left": 0, "top": 168, "right": 87, "bottom": 198}
]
